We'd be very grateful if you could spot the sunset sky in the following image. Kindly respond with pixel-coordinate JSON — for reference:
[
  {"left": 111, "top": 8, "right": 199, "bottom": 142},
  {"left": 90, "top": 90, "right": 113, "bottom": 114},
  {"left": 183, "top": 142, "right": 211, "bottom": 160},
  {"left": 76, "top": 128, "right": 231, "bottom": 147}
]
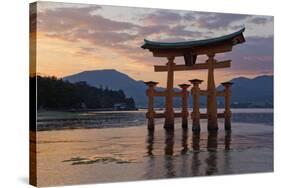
[{"left": 34, "top": 2, "right": 273, "bottom": 87}]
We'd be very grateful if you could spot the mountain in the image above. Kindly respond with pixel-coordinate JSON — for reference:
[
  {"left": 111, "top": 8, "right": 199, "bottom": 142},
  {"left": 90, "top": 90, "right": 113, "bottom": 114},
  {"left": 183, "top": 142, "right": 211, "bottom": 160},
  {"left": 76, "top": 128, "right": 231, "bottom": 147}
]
[
  {"left": 217, "top": 75, "right": 273, "bottom": 107},
  {"left": 63, "top": 69, "right": 273, "bottom": 108},
  {"left": 63, "top": 69, "right": 153, "bottom": 107}
]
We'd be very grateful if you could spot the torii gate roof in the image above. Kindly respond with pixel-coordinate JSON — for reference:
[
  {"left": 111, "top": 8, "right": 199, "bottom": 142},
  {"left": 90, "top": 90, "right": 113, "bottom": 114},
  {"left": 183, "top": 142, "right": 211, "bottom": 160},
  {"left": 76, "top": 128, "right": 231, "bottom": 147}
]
[{"left": 141, "top": 28, "right": 245, "bottom": 57}]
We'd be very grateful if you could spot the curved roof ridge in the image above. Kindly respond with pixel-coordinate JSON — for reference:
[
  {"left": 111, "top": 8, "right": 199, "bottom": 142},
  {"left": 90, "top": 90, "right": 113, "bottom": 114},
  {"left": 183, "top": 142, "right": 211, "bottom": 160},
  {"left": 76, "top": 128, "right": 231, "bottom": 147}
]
[{"left": 141, "top": 28, "right": 245, "bottom": 50}]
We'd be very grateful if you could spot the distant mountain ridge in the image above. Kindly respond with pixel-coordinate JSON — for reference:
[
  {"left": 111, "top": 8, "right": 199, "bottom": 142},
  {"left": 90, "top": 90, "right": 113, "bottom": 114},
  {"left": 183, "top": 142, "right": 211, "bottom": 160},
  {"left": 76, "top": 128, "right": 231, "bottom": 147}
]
[
  {"left": 63, "top": 69, "right": 273, "bottom": 108},
  {"left": 217, "top": 75, "right": 273, "bottom": 107},
  {"left": 63, "top": 69, "right": 150, "bottom": 107}
]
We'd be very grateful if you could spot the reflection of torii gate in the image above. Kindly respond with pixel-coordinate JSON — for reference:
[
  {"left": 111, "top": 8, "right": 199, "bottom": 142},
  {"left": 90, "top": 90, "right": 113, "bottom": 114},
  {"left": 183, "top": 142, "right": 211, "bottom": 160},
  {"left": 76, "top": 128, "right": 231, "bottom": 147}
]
[{"left": 141, "top": 28, "right": 245, "bottom": 131}]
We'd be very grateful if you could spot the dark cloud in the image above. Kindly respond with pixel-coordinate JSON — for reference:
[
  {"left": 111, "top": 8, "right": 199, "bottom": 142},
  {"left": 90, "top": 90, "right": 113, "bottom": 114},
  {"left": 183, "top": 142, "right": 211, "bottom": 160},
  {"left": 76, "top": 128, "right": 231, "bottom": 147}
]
[
  {"left": 84, "top": 31, "right": 137, "bottom": 46},
  {"left": 141, "top": 10, "right": 183, "bottom": 25},
  {"left": 196, "top": 13, "right": 249, "bottom": 29},
  {"left": 38, "top": 6, "right": 137, "bottom": 32},
  {"left": 75, "top": 46, "right": 98, "bottom": 56},
  {"left": 38, "top": 6, "right": 100, "bottom": 31},
  {"left": 138, "top": 24, "right": 203, "bottom": 39},
  {"left": 138, "top": 25, "right": 170, "bottom": 35},
  {"left": 166, "top": 25, "right": 203, "bottom": 38},
  {"left": 183, "top": 13, "right": 196, "bottom": 21},
  {"left": 250, "top": 17, "right": 269, "bottom": 24}
]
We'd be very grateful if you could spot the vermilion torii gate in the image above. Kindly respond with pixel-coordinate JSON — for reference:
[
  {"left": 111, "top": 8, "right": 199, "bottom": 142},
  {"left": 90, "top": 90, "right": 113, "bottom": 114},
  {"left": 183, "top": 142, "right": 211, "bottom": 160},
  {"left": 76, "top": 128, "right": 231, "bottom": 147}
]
[{"left": 141, "top": 28, "right": 245, "bottom": 131}]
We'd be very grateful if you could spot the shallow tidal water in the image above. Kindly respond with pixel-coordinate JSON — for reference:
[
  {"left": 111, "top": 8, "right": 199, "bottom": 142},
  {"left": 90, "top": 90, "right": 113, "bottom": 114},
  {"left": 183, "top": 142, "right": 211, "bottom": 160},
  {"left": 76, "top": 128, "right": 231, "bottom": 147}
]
[{"left": 35, "top": 109, "right": 273, "bottom": 187}]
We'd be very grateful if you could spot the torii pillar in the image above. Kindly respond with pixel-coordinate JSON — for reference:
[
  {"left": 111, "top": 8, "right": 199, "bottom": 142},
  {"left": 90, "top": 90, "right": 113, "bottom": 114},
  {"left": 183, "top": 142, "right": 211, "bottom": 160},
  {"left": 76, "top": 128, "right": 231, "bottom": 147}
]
[
  {"left": 207, "top": 54, "right": 218, "bottom": 131},
  {"left": 164, "top": 57, "right": 175, "bottom": 129},
  {"left": 178, "top": 84, "right": 190, "bottom": 129}
]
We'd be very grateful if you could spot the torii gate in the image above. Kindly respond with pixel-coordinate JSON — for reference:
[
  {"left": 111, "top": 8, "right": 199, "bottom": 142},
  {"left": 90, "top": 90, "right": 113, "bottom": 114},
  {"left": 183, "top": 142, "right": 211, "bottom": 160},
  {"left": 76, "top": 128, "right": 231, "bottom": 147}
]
[{"left": 141, "top": 28, "right": 245, "bottom": 131}]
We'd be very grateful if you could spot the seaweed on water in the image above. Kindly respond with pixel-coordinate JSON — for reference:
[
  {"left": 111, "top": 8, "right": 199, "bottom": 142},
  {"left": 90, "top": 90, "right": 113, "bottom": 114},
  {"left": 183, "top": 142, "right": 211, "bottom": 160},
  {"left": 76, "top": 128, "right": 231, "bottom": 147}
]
[
  {"left": 62, "top": 156, "right": 132, "bottom": 165},
  {"left": 62, "top": 157, "right": 88, "bottom": 162}
]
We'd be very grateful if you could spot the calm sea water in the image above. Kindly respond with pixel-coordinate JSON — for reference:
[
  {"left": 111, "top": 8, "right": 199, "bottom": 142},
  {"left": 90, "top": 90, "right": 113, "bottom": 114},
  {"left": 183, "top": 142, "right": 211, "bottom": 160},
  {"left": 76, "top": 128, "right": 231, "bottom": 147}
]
[
  {"left": 37, "top": 108, "right": 273, "bottom": 131},
  {"left": 36, "top": 108, "right": 273, "bottom": 186}
]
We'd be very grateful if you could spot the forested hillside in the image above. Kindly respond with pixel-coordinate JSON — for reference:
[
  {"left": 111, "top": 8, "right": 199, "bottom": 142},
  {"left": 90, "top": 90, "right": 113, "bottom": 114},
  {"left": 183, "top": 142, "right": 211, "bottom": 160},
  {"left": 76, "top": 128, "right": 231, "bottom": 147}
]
[{"left": 35, "top": 76, "right": 135, "bottom": 110}]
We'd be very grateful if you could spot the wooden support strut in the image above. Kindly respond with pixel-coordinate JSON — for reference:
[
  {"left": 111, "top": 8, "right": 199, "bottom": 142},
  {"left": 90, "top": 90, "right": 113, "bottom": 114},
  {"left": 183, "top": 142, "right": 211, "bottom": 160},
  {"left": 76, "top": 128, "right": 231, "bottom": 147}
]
[
  {"left": 153, "top": 91, "right": 183, "bottom": 97},
  {"left": 179, "top": 84, "right": 190, "bottom": 129},
  {"left": 189, "top": 79, "right": 203, "bottom": 132},
  {"left": 154, "top": 60, "right": 231, "bottom": 72},
  {"left": 221, "top": 82, "right": 233, "bottom": 130},
  {"left": 144, "top": 81, "right": 158, "bottom": 130},
  {"left": 200, "top": 90, "right": 225, "bottom": 97}
]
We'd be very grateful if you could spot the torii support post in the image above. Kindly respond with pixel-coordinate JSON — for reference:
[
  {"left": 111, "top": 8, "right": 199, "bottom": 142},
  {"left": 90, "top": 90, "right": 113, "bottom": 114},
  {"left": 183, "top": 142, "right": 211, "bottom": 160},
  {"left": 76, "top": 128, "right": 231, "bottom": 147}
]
[
  {"left": 221, "top": 82, "right": 233, "bottom": 130},
  {"left": 190, "top": 79, "right": 203, "bottom": 132},
  {"left": 178, "top": 84, "right": 190, "bottom": 129},
  {"left": 145, "top": 81, "right": 158, "bottom": 130},
  {"left": 164, "top": 57, "right": 176, "bottom": 130},
  {"left": 207, "top": 54, "right": 218, "bottom": 131}
]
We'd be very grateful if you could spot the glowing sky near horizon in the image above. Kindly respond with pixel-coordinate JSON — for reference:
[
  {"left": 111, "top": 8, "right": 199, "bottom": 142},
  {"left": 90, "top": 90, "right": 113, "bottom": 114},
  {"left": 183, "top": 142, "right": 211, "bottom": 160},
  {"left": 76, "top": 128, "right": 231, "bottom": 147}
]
[{"left": 34, "top": 2, "right": 274, "bottom": 88}]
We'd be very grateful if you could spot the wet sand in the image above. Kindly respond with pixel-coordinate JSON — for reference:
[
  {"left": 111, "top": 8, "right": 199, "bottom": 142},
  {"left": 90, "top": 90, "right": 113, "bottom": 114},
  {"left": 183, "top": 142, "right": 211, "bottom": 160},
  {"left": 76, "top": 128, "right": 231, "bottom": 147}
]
[{"left": 35, "top": 118, "right": 273, "bottom": 187}]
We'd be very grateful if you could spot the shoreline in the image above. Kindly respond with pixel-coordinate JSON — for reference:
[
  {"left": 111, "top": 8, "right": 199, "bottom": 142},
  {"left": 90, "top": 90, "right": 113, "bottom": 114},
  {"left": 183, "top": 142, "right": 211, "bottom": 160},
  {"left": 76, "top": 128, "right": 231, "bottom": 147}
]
[
  {"left": 37, "top": 107, "right": 274, "bottom": 113},
  {"left": 36, "top": 109, "right": 273, "bottom": 131}
]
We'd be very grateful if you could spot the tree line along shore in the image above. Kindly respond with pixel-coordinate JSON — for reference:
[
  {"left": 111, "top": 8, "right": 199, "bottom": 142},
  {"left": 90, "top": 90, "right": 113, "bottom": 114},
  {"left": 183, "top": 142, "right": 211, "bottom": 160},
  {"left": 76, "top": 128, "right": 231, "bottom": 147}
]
[{"left": 32, "top": 76, "right": 136, "bottom": 111}]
